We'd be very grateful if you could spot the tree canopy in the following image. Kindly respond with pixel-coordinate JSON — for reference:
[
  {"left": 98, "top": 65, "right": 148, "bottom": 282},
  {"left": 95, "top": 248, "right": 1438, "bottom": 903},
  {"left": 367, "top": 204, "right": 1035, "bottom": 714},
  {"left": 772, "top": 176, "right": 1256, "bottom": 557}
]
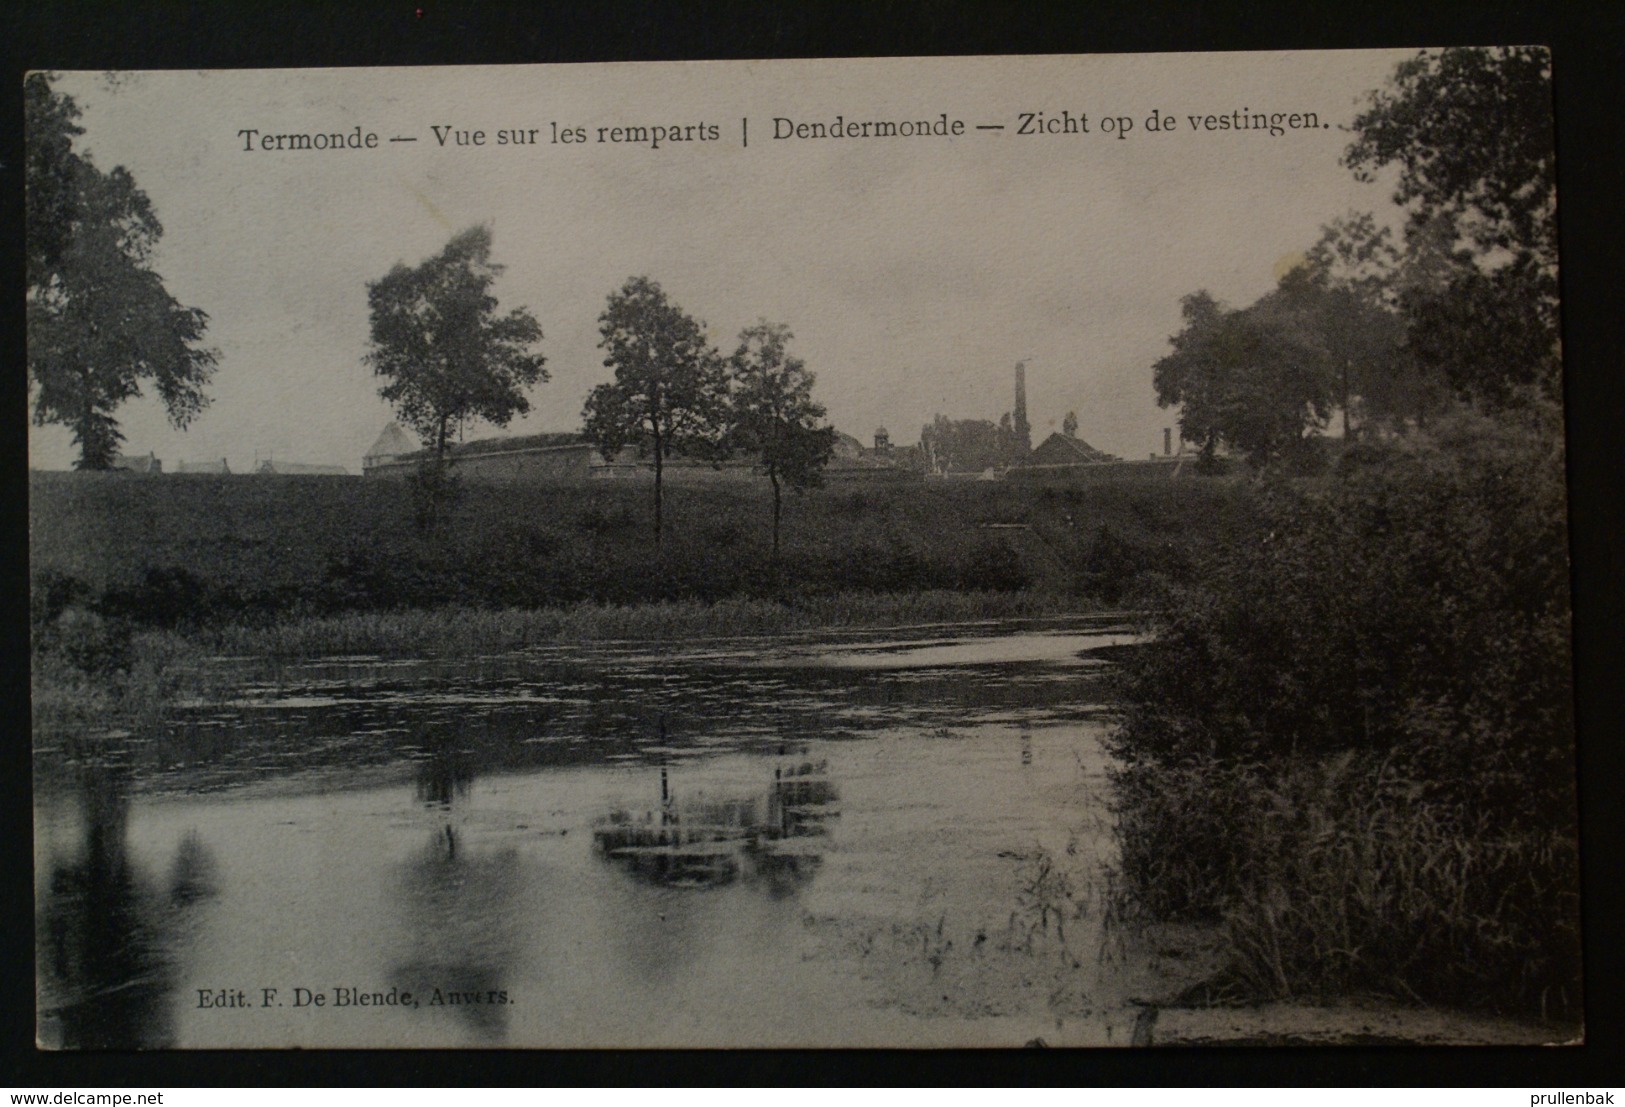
[
  {"left": 1152, "top": 289, "right": 1336, "bottom": 465},
  {"left": 1344, "top": 47, "right": 1559, "bottom": 407},
  {"left": 26, "top": 73, "right": 218, "bottom": 469},
  {"left": 1345, "top": 46, "right": 1556, "bottom": 280},
  {"left": 1154, "top": 48, "right": 1561, "bottom": 459},
  {"left": 582, "top": 276, "right": 728, "bottom": 548},
  {"left": 920, "top": 415, "right": 1026, "bottom": 474},
  {"left": 727, "top": 321, "right": 835, "bottom": 558},
  {"left": 365, "top": 225, "right": 547, "bottom": 460}
]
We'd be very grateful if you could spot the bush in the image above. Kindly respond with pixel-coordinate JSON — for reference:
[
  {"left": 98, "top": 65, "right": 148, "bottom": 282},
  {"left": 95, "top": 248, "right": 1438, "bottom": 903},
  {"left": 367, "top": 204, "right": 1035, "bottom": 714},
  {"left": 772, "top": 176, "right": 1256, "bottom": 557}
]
[
  {"left": 30, "top": 569, "right": 89, "bottom": 637},
  {"left": 96, "top": 566, "right": 212, "bottom": 628},
  {"left": 956, "top": 538, "right": 1030, "bottom": 592},
  {"left": 1108, "top": 404, "right": 1579, "bottom": 1017},
  {"left": 36, "top": 606, "right": 133, "bottom": 677}
]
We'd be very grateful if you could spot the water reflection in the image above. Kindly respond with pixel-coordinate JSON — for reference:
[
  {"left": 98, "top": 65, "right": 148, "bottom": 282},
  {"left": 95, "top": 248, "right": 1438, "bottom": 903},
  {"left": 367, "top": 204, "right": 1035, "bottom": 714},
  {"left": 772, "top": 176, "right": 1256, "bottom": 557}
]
[
  {"left": 594, "top": 754, "right": 838, "bottom": 895},
  {"left": 123, "top": 618, "right": 1126, "bottom": 795},
  {"left": 33, "top": 617, "right": 1130, "bottom": 1047},
  {"left": 411, "top": 725, "right": 476, "bottom": 858},
  {"left": 38, "top": 760, "right": 218, "bottom": 1049},
  {"left": 387, "top": 729, "right": 518, "bottom": 1040}
]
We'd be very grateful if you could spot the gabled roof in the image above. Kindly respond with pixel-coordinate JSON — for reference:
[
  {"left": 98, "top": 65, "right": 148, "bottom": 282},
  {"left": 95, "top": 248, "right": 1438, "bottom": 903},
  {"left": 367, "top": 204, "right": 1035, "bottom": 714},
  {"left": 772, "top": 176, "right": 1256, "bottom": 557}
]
[
  {"left": 364, "top": 422, "right": 416, "bottom": 460},
  {"left": 1027, "top": 432, "right": 1115, "bottom": 464},
  {"left": 112, "top": 452, "right": 160, "bottom": 473}
]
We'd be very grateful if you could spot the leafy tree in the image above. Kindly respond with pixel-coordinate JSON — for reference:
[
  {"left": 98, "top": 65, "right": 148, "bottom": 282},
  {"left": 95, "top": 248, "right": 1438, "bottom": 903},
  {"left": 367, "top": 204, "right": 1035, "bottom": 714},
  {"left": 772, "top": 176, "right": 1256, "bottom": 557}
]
[
  {"left": 997, "top": 412, "right": 1018, "bottom": 455},
  {"left": 1277, "top": 223, "right": 1427, "bottom": 434},
  {"left": 1403, "top": 264, "right": 1557, "bottom": 410},
  {"left": 582, "top": 277, "right": 727, "bottom": 549},
  {"left": 365, "top": 225, "right": 547, "bottom": 461},
  {"left": 1061, "top": 411, "right": 1079, "bottom": 438},
  {"left": 1346, "top": 47, "right": 1555, "bottom": 279},
  {"left": 26, "top": 73, "right": 218, "bottom": 469},
  {"left": 1152, "top": 290, "right": 1336, "bottom": 465},
  {"left": 920, "top": 415, "right": 1022, "bottom": 473},
  {"left": 726, "top": 321, "right": 835, "bottom": 559},
  {"left": 1344, "top": 47, "right": 1559, "bottom": 406}
]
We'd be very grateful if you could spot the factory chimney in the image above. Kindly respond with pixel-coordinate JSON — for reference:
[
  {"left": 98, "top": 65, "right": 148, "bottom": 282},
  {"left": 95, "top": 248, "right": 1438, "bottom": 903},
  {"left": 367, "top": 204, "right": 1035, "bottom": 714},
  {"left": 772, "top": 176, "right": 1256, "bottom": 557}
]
[{"left": 1013, "top": 362, "right": 1032, "bottom": 455}]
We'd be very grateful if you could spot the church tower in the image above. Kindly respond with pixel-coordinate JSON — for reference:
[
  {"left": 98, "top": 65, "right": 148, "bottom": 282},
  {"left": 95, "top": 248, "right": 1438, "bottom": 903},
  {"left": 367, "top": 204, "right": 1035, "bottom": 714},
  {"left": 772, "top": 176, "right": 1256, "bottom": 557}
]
[{"left": 1013, "top": 361, "right": 1032, "bottom": 455}]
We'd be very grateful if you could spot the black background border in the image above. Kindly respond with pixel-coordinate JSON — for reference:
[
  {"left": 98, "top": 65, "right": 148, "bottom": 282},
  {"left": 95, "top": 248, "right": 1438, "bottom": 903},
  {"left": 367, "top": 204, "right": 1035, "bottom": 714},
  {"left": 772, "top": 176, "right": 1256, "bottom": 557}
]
[{"left": 3, "top": 0, "right": 1620, "bottom": 1089}]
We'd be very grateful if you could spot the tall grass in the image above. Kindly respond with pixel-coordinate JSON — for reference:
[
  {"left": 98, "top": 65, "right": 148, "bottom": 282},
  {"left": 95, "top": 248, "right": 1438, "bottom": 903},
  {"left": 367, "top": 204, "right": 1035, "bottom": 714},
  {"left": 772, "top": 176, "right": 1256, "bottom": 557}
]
[
  {"left": 202, "top": 589, "right": 1091, "bottom": 658},
  {"left": 1112, "top": 752, "right": 1582, "bottom": 1017},
  {"left": 1106, "top": 406, "right": 1580, "bottom": 1020},
  {"left": 31, "top": 619, "right": 220, "bottom": 742}
]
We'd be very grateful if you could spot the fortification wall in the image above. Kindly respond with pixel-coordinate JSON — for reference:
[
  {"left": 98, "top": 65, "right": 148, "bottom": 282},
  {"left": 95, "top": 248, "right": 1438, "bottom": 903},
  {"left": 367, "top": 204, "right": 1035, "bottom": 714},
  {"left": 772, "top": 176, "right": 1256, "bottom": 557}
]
[{"left": 366, "top": 444, "right": 596, "bottom": 483}]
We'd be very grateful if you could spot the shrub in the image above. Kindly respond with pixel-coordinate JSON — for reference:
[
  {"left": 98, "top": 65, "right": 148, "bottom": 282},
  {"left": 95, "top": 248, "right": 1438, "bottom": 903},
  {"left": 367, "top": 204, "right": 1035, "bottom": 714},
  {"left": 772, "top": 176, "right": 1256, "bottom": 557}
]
[
  {"left": 36, "top": 607, "right": 133, "bottom": 677},
  {"left": 1107, "top": 404, "right": 1579, "bottom": 1017},
  {"left": 956, "top": 538, "right": 1030, "bottom": 592},
  {"left": 96, "top": 566, "right": 212, "bottom": 628},
  {"left": 30, "top": 569, "right": 89, "bottom": 637}
]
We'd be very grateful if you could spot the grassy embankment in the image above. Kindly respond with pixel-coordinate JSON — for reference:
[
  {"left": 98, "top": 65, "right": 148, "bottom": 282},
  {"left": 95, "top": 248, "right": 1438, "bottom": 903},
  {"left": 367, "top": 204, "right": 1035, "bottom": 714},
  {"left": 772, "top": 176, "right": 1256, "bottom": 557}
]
[
  {"left": 28, "top": 462, "right": 1248, "bottom": 759},
  {"left": 29, "top": 464, "right": 1251, "bottom": 657}
]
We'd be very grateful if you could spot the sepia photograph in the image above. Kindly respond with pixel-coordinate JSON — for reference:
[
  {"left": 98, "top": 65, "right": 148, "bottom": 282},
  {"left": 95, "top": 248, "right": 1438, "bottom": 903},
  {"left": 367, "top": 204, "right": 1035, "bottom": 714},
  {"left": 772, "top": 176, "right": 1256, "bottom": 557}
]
[{"left": 26, "top": 48, "right": 1579, "bottom": 1050}]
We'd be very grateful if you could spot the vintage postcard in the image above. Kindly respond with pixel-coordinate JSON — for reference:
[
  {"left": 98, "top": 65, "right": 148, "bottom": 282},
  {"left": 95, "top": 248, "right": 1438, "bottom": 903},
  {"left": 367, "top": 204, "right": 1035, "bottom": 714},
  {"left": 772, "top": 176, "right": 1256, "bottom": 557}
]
[{"left": 28, "top": 50, "right": 1577, "bottom": 1048}]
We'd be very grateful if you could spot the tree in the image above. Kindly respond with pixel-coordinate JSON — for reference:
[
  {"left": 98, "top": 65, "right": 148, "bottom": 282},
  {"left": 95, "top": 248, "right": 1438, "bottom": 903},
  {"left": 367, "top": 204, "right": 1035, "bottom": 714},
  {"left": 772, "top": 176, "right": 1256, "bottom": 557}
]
[
  {"left": 1278, "top": 221, "right": 1427, "bottom": 434},
  {"left": 920, "top": 415, "right": 1010, "bottom": 473},
  {"left": 1152, "top": 289, "right": 1336, "bottom": 465},
  {"left": 1344, "top": 47, "right": 1559, "bottom": 407},
  {"left": 1062, "top": 411, "right": 1079, "bottom": 438},
  {"left": 26, "top": 73, "right": 218, "bottom": 469},
  {"left": 582, "top": 277, "right": 727, "bottom": 550},
  {"left": 1346, "top": 47, "right": 1555, "bottom": 281},
  {"left": 727, "top": 321, "right": 835, "bottom": 559},
  {"left": 365, "top": 225, "right": 547, "bottom": 461}
]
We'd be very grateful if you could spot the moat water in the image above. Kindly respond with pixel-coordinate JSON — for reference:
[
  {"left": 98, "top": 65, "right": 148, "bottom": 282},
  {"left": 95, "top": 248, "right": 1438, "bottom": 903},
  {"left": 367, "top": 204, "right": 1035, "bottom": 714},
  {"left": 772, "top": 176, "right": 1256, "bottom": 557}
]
[{"left": 36, "top": 614, "right": 1169, "bottom": 1048}]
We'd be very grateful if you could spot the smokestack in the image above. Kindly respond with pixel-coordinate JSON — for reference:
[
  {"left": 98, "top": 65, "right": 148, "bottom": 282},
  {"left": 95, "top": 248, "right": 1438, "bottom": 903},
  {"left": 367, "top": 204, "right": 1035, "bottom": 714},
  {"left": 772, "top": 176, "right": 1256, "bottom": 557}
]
[
  {"left": 1163, "top": 428, "right": 1172, "bottom": 456},
  {"left": 1013, "top": 362, "right": 1031, "bottom": 454}
]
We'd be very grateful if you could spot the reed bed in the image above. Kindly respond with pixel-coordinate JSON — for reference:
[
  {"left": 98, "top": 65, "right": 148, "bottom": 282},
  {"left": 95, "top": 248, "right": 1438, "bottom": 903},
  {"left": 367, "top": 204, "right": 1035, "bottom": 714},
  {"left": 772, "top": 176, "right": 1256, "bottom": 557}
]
[
  {"left": 202, "top": 589, "right": 1091, "bottom": 658},
  {"left": 1111, "top": 753, "right": 1582, "bottom": 1018}
]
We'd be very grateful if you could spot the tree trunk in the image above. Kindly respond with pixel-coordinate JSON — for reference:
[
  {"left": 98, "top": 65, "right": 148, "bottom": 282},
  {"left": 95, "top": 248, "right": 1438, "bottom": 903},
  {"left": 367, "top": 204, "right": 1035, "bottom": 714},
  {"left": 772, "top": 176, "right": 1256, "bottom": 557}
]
[
  {"left": 76, "top": 366, "right": 112, "bottom": 470},
  {"left": 652, "top": 433, "right": 664, "bottom": 552},
  {"left": 1342, "top": 358, "right": 1351, "bottom": 439},
  {"left": 770, "top": 469, "right": 782, "bottom": 561}
]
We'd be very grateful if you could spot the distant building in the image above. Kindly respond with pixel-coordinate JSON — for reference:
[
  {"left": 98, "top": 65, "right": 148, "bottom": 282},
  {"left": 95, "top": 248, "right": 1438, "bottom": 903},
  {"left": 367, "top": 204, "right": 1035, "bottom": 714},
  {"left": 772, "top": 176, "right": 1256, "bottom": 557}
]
[
  {"left": 365, "top": 429, "right": 699, "bottom": 484},
  {"left": 823, "top": 439, "right": 924, "bottom": 483},
  {"left": 1149, "top": 428, "right": 1231, "bottom": 463},
  {"left": 255, "top": 459, "right": 349, "bottom": 476},
  {"left": 111, "top": 452, "right": 161, "bottom": 474},
  {"left": 362, "top": 422, "right": 416, "bottom": 474},
  {"left": 176, "top": 458, "right": 230, "bottom": 474},
  {"left": 1021, "top": 431, "right": 1117, "bottom": 469},
  {"left": 361, "top": 422, "right": 922, "bottom": 485}
]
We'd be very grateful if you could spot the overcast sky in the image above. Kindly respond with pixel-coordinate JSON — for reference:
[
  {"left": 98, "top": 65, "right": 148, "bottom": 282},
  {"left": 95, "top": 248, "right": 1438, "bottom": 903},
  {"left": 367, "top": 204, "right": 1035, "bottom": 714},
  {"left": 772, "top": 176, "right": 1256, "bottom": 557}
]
[{"left": 29, "top": 51, "right": 1414, "bottom": 472}]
